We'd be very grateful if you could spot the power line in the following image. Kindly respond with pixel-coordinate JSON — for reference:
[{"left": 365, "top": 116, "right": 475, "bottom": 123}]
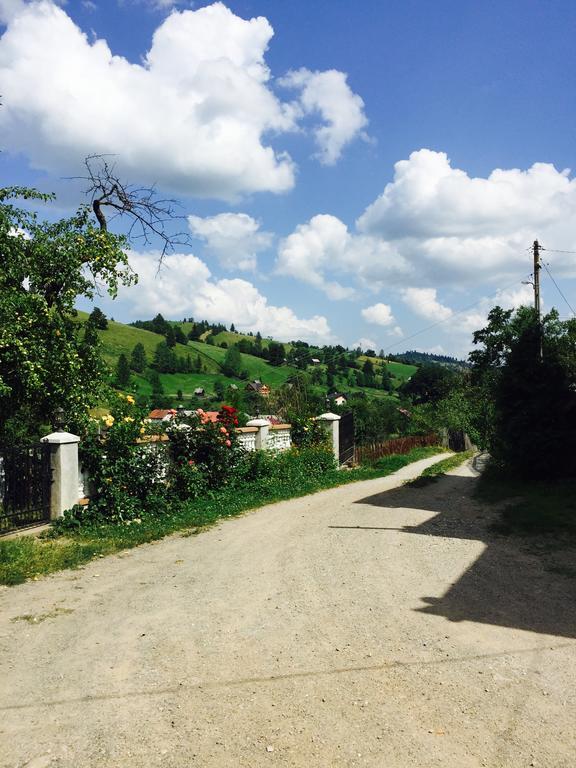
[
  {"left": 379, "top": 273, "right": 533, "bottom": 357},
  {"left": 542, "top": 248, "right": 576, "bottom": 255},
  {"left": 542, "top": 261, "right": 576, "bottom": 317}
]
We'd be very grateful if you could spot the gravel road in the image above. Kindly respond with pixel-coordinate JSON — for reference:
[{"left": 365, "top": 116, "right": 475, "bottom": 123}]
[{"left": 1, "top": 454, "right": 575, "bottom": 768}]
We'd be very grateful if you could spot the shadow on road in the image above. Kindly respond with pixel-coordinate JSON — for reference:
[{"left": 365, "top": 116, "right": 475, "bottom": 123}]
[{"left": 348, "top": 469, "right": 576, "bottom": 639}]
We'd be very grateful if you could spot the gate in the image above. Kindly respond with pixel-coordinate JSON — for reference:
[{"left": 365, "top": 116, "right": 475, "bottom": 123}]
[
  {"left": 339, "top": 411, "right": 355, "bottom": 465},
  {"left": 0, "top": 444, "right": 52, "bottom": 533}
]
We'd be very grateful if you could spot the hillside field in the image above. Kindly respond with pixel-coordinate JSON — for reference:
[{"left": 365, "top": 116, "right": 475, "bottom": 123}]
[{"left": 76, "top": 311, "right": 417, "bottom": 402}]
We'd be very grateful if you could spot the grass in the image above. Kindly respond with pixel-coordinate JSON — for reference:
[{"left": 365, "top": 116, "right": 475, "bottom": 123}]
[
  {"left": 408, "top": 450, "right": 475, "bottom": 487},
  {"left": 475, "top": 464, "right": 576, "bottom": 536},
  {"left": 0, "top": 445, "right": 444, "bottom": 586}
]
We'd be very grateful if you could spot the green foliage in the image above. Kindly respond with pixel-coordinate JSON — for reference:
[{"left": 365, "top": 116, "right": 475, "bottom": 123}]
[
  {"left": 130, "top": 342, "right": 147, "bottom": 373},
  {"left": 400, "top": 363, "right": 460, "bottom": 405},
  {"left": 115, "top": 353, "right": 131, "bottom": 388},
  {"left": 288, "top": 415, "right": 329, "bottom": 448},
  {"left": 0, "top": 187, "right": 134, "bottom": 442},
  {"left": 166, "top": 406, "right": 240, "bottom": 487},
  {"left": 470, "top": 306, "right": 576, "bottom": 479},
  {"left": 78, "top": 394, "right": 169, "bottom": 522},
  {"left": 88, "top": 307, "right": 108, "bottom": 330},
  {"left": 222, "top": 344, "right": 242, "bottom": 377}
]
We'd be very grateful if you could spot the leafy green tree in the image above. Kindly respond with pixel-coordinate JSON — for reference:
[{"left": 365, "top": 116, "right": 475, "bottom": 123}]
[
  {"left": 130, "top": 342, "right": 147, "bottom": 373},
  {"left": 400, "top": 363, "right": 459, "bottom": 405},
  {"left": 88, "top": 306, "right": 108, "bottom": 330},
  {"left": 470, "top": 306, "right": 576, "bottom": 478},
  {"left": 0, "top": 186, "right": 134, "bottom": 442}
]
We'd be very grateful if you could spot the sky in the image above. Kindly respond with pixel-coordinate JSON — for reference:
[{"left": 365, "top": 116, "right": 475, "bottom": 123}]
[{"left": 1, "top": 0, "right": 576, "bottom": 356}]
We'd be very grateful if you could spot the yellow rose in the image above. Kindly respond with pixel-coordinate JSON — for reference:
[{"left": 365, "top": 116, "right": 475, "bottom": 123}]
[{"left": 126, "top": 395, "right": 135, "bottom": 405}]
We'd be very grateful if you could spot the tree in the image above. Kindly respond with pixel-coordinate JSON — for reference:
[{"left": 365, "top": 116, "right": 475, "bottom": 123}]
[
  {"left": 130, "top": 342, "right": 147, "bottom": 373},
  {"left": 222, "top": 345, "right": 242, "bottom": 377},
  {"left": 149, "top": 370, "right": 169, "bottom": 408},
  {"left": 115, "top": 354, "right": 131, "bottom": 389},
  {"left": 88, "top": 306, "right": 108, "bottom": 330},
  {"left": 0, "top": 186, "right": 134, "bottom": 442},
  {"left": 470, "top": 305, "right": 576, "bottom": 479},
  {"left": 230, "top": 323, "right": 236, "bottom": 332},
  {"left": 400, "top": 363, "right": 458, "bottom": 405},
  {"left": 153, "top": 341, "right": 177, "bottom": 373},
  {"left": 165, "top": 325, "right": 177, "bottom": 348}
]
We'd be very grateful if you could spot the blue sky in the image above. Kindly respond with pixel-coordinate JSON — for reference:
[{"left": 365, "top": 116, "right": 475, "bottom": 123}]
[{"left": 1, "top": 0, "right": 576, "bottom": 355}]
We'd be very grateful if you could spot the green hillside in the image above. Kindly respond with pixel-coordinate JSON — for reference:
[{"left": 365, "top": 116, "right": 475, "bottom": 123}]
[{"left": 76, "top": 311, "right": 418, "bottom": 404}]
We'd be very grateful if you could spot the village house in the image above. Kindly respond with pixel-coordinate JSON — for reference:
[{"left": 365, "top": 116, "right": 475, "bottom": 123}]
[
  {"left": 328, "top": 392, "right": 348, "bottom": 407},
  {"left": 245, "top": 380, "right": 270, "bottom": 397}
]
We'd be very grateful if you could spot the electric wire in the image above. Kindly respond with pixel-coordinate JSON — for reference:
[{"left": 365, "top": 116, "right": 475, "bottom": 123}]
[{"left": 542, "top": 261, "right": 576, "bottom": 317}]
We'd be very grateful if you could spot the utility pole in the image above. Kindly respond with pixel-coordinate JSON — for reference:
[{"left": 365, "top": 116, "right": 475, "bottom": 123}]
[{"left": 533, "top": 240, "right": 543, "bottom": 359}]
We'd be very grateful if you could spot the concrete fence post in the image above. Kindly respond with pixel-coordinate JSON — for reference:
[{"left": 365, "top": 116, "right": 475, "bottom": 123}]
[
  {"left": 41, "top": 431, "right": 81, "bottom": 519},
  {"left": 246, "top": 418, "right": 271, "bottom": 450},
  {"left": 317, "top": 412, "right": 341, "bottom": 465}
]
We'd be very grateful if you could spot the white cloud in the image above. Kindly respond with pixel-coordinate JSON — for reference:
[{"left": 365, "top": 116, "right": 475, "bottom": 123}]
[
  {"left": 388, "top": 325, "right": 403, "bottom": 338},
  {"left": 276, "top": 213, "right": 409, "bottom": 298},
  {"left": 353, "top": 338, "right": 377, "bottom": 351},
  {"left": 188, "top": 212, "right": 272, "bottom": 271},
  {"left": 401, "top": 287, "right": 453, "bottom": 322},
  {"left": 280, "top": 68, "right": 368, "bottom": 164},
  {"left": 361, "top": 302, "right": 394, "bottom": 326},
  {"left": 277, "top": 150, "right": 576, "bottom": 297},
  {"left": 0, "top": 2, "right": 365, "bottom": 200},
  {"left": 123, "top": 250, "right": 334, "bottom": 343}
]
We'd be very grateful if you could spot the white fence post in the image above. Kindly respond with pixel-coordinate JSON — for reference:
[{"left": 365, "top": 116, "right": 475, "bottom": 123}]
[
  {"left": 317, "top": 412, "right": 341, "bottom": 465},
  {"left": 245, "top": 418, "right": 271, "bottom": 449},
  {"left": 41, "top": 431, "right": 80, "bottom": 519}
]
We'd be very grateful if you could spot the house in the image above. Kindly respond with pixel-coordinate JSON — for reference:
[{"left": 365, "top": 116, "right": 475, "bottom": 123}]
[
  {"left": 328, "top": 392, "right": 348, "bottom": 407},
  {"left": 194, "top": 387, "right": 205, "bottom": 397},
  {"left": 245, "top": 380, "right": 270, "bottom": 397},
  {"left": 148, "top": 409, "right": 177, "bottom": 422},
  {"left": 311, "top": 358, "right": 321, "bottom": 365}
]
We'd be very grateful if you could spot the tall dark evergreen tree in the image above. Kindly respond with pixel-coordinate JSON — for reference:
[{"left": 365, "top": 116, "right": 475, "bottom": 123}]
[
  {"left": 115, "top": 353, "right": 131, "bottom": 388},
  {"left": 130, "top": 342, "right": 147, "bottom": 373}
]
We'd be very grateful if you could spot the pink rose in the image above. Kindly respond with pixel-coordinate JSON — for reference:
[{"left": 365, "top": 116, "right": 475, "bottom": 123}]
[
  {"left": 225, "top": 440, "right": 231, "bottom": 447},
  {"left": 220, "top": 426, "right": 228, "bottom": 434}
]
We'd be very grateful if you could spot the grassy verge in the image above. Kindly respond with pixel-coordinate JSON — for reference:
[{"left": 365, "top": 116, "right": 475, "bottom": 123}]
[
  {"left": 408, "top": 450, "right": 475, "bottom": 487},
  {"left": 0, "top": 445, "right": 444, "bottom": 586},
  {"left": 476, "top": 464, "right": 576, "bottom": 537}
]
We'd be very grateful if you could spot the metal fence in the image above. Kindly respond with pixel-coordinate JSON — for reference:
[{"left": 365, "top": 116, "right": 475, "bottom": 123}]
[{"left": 0, "top": 444, "right": 52, "bottom": 533}]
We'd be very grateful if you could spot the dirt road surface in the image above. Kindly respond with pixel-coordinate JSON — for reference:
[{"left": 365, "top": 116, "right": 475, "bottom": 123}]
[{"left": 1, "top": 455, "right": 575, "bottom": 768}]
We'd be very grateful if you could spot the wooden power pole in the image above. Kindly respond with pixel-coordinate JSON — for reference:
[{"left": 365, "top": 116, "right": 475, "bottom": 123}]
[{"left": 533, "top": 240, "right": 543, "bottom": 359}]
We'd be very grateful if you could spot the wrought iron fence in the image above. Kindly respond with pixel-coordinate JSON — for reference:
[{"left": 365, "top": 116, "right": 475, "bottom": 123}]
[{"left": 0, "top": 444, "right": 52, "bottom": 533}]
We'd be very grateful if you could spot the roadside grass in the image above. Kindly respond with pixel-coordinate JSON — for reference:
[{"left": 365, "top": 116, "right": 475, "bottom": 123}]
[
  {"left": 407, "top": 450, "right": 475, "bottom": 487},
  {"left": 0, "top": 445, "right": 444, "bottom": 586},
  {"left": 475, "top": 464, "right": 576, "bottom": 537}
]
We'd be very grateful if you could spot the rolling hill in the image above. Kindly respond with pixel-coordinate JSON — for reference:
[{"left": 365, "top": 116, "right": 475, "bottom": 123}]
[{"left": 76, "top": 311, "right": 418, "bottom": 405}]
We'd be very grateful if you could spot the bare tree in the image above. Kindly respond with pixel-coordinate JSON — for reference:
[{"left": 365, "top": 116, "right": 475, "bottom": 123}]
[{"left": 76, "top": 155, "right": 193, "bottom": 257}]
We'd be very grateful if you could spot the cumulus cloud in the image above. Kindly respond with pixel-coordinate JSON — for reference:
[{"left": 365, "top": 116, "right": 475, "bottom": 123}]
[
  {"left": 188, "top": 212, "right": 273, "bottom": 271},
  {"left": 122, "top": 250, "right": 334, "bottom": 343},
  {"left": 280, "top": 68, "right": 368, "bottom": 164},
  {"left": 353, "top": 338, "right": 377, "bottom": 352},
  {"left": 276, "top": 214, "right": 409, "bottom": 298},
  {"left": 277, "top": 150, "right": 576, "bottom": 297},
  {"left": 0, "top": 2, "right": 365, "bottom": 200},
  {"left": 361, "top": 302, "right": 395, "bottom": 326},
  {"left": 401, "top": 287, "right": 453, "bottom": 322}
]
